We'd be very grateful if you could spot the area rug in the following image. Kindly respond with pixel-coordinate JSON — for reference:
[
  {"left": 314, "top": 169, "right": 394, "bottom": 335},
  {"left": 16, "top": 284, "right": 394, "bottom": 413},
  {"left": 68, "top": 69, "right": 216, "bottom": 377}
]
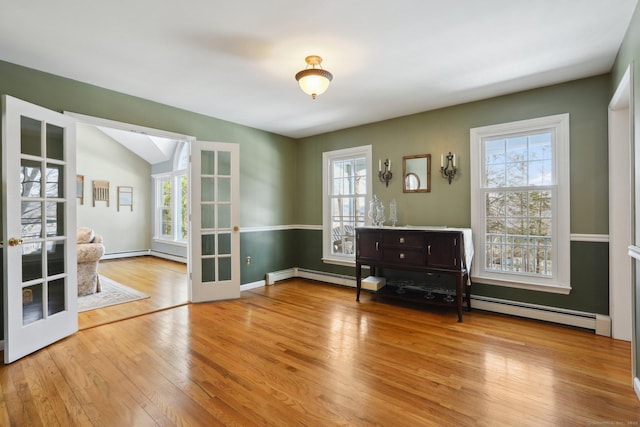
[{"left": 78, "top": 275, "right": 149, "bottom": 312}]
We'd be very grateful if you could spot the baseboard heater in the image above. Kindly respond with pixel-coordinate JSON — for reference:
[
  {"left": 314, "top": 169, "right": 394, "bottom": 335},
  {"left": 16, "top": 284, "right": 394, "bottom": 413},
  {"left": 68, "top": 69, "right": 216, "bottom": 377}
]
[{"left": 265, "top": 267, "right": 609, "bottom": 335}]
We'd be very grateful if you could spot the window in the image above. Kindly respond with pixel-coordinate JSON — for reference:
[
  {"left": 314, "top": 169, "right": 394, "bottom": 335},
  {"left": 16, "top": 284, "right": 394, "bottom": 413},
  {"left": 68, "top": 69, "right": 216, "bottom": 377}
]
[
  {"left": 154, "top": 143, "right": 189, "bottom": 243},
  {"left": 470, "top": 114, "right": 570, "bottom": 293},
  {"left": 322, "top": 145, "right": 372, "bottom": 265}
]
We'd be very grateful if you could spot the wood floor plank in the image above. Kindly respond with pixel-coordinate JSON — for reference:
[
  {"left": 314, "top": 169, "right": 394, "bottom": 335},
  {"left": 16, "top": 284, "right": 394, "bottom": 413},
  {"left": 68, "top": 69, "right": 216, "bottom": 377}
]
[{"left": 2, "top": 268, "right": 640, "bottom": 426}]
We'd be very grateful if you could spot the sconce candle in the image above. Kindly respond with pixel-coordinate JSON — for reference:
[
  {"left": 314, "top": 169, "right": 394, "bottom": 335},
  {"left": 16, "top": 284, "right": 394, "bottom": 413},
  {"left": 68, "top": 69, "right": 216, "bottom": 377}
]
[
  {"left": 378, "top": 159, "right": 393, "bottom": 187},
  {"left": 440, "top": 152, "right": 458, "bottom": 184}
]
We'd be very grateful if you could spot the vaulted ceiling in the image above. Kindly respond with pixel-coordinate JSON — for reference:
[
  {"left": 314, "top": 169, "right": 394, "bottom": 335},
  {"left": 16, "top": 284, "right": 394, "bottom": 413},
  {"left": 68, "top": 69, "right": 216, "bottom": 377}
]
[{"left": 2, "top": 1, "right": 637, "bottom": 138}]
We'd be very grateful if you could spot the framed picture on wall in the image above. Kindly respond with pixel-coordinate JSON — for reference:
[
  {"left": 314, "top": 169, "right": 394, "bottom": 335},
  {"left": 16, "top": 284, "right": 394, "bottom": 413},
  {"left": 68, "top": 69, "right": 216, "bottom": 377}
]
[
  {"left": 76, "top": 175, "right": 84, "bottom": 204},
  {"left": 118, "top": 186, "right": 133, "bottom": 211}
]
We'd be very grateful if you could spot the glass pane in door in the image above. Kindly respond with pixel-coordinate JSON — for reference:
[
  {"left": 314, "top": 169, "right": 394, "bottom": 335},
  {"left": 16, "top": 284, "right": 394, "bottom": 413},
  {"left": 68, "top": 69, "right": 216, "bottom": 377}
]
[
  {"left": 22, "top": 283, "right": 43, "bottom": 325},
  {"left": 202, "top": 258, "right": 216, "bottom": 282},
  {"left": 46, "top": 123, "right": 64, "bottom": 160},
  {"left": 47, "top": 241, "right": 65, "bottom": 276},
  {"left": 48, "top": 278, "right": 65, "bottom": 316},
  {"left": 218, "top": 258, "right": 231, "bottom": 281},
  {"left": 22, "top": 242, "right": 43, "bottom": 282},
  {"left": 21, "top": 116, "right": 41, "bottom": 157},
  {"left": 21, "top": 159, "right": 42, "bottom": 197}
]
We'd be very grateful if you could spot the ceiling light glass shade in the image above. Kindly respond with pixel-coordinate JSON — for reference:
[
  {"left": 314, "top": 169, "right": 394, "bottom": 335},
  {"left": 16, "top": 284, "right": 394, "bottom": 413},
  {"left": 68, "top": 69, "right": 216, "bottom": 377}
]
[{"left": 295, "top": 55, "right": 333, "bottom": 99}]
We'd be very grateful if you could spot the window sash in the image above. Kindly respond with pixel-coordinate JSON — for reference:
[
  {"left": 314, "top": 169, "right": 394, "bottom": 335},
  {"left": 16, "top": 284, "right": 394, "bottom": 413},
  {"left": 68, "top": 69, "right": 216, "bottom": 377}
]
[
  {"left": 322, "top": 146, "right": 372, "bottom": 265},
  {"left": 470, "top": 114, "right": 570, "bottom": 292}
]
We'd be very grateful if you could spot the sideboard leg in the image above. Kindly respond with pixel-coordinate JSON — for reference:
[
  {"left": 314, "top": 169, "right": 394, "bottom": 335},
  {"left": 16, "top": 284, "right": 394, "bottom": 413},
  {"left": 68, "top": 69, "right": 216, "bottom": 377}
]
[
  {"left": 456, "top": 274, "right": 464, "bottom": 322},
  {"left": 356, "top": 263, "right": 362, "bottom": 302},
  {"left": 465, "top": 273, "right": 472, "bottom": 311}
]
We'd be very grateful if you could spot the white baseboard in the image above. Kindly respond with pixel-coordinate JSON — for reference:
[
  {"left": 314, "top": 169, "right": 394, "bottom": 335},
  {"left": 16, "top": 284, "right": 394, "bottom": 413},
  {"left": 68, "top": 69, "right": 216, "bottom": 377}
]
[
  {"left": 471, "top": 295, "right": 599, "bottom": 332},
  {"left": 101, "top": 250, "right": 188, "bottom": 264},
  {"left": 265, "top": 269, "right": 296, "bottom": 285},
  {"left": 241, "top": 280, "right": 266, "bottom": 291},
  {"left": 635, "top": 377, "right": 640, "bottom": 402},
  {"left": 149, "top": 251, "right": 187, "bottom": 264},
  {"left": 296, "top": 268, "right": 357, "bottom": 287},
  {"left": 102, "top": 250, "right": 151, "bottom": 260},
  {"left": 266, "top": 268, "right": 605, "bottom": 333},
  {"left": 595, "top": 314, "right": 612, "bottom": 337}
]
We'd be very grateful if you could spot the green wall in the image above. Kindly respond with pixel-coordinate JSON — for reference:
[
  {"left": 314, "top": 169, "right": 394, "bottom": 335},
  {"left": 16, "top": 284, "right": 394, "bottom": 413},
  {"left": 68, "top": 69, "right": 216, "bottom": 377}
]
[
  {"left": 296, "top": 75, "right": 611, "bottom": 313},
  {"left": 0, "top": 50, "right": 619, "bottom": 342},
  {"left": 611, "top": 1, "right": 640, "bottom": 382},
  {"left": 0, "top": 60, "right": 298, "bottom": 340}
]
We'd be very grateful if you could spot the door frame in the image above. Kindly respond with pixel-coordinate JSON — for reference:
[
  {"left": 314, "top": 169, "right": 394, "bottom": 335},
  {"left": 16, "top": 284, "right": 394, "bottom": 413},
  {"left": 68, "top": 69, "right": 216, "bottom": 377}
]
[
  {"left": 64, "top": 113, "right": 241, "bottom": 304},
  {"left": 609, "top": 65, "right": 634, "bottom": 343}
]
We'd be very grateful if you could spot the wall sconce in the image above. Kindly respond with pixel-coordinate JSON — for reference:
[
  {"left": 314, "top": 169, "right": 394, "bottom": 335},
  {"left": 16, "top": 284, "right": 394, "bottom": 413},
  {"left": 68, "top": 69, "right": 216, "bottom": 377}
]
[
  {"left": 378, "top": 159, "right": 392, "bottom": 187},
  {"left": 440, "top": 152, "right": 457, "bottom": 184}
]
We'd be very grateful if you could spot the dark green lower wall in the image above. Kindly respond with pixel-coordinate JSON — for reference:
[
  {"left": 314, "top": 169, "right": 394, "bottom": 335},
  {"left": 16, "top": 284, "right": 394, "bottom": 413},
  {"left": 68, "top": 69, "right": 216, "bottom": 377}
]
[
  {"left": 293, "top": 229, "right": 610, "bottom": 314},
  {"left": 240, "top": 230, "right": 299, "bottom": 284}
]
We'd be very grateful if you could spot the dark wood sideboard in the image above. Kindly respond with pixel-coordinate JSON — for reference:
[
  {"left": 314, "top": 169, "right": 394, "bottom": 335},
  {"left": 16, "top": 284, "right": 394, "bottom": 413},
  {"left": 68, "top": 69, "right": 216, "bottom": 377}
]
[{"left": 355, "top": 227, "right": 472, "bottom": 322}]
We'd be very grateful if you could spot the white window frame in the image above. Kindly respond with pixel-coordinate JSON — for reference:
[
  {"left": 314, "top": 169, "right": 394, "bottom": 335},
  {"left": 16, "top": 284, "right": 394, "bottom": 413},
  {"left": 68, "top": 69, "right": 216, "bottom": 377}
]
[
  {"left": 470, "top": 114, "right": 571, "bottom": 294},
  {"left": 153, "top": 143, "right": 189, "bottom": 245},
  {"left": 322, "top": 145, "right": 372, "bottom": 266}
]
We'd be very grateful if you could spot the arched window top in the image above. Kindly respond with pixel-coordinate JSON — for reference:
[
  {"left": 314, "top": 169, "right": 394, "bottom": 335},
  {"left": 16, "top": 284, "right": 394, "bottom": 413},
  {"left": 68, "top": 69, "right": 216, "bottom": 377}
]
[{"left": 175, "top": 142, "right": 188, "bottom": 171}]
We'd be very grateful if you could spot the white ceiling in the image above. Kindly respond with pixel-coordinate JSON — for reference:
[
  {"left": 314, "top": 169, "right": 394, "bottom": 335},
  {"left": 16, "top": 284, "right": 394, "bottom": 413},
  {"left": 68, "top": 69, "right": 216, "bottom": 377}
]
[{"left": 1, "top": 1, "right": 637, "bottom": 139}]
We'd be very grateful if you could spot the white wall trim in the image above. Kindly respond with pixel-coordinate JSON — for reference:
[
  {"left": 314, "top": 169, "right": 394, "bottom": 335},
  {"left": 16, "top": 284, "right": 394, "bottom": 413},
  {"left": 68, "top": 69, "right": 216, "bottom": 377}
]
[
  {"left": 240, "top": 227, "right": 609, "bottom": 238},
  {"left": 149, "top": 251, "right": 187, "bottom": 264},
  {"left": 102, "top": 250, "right": 151, "bottom": 260},
  {"left": 240, "top": 224, "right": 321, "bottom": 233},
  {"left": 634, "top": 377, "right": 640, "bottom": 402},
  {"left": 241, "top": 280, "right": 266, "bottom": 291},
  {"left": 64, "top": 112, "right": 196, "bottom": 142},
  {"left": 266, "top": 268, "right": 605, "bottom": 333},
  {"left": 608, "top": 63, "right": 634, "bottom": 342},
  {"left": 570, "top": 233, "right": 609, "bottom": 242}
]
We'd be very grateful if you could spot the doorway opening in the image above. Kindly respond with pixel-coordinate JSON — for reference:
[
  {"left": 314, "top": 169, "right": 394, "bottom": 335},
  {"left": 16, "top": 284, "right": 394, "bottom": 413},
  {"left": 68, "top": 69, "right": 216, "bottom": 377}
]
[{"left": 68, "top": 113, "right": 194, "bottom": 328}]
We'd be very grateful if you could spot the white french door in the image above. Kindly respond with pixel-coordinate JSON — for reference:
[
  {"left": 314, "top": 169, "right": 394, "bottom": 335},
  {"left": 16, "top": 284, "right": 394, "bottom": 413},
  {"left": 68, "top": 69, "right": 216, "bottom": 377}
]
[
  {"left": 2, "top": 95, "right": 77, "bottom": 363},
  {"left": 189, "top": 141, "right": 240, "bottom": 302}
]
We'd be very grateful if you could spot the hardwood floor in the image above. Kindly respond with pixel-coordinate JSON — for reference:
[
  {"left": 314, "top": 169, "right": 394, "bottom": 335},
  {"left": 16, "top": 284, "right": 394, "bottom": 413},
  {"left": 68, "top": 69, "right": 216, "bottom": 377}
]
[
  {"left": 2, "top": 278, "right": 639, "bottom": 426},
  {"left": 78, "top": 256, "right": 188, "bottom": 330}
]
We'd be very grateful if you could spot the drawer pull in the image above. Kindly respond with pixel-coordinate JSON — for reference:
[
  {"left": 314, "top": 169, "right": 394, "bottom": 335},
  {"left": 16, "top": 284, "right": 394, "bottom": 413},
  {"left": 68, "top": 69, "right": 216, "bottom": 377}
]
[
  {"left": 428, "top": 245, "right": 431, "bottom": 256},
  {"left": 399, "top": 253, "right": 405, "bottom": 259},
  {"left": 399, "top": 237, "right": 405, "bottom": 244},
  {"left": 375, "top": 241, "right": 379, "bottom": 251}
]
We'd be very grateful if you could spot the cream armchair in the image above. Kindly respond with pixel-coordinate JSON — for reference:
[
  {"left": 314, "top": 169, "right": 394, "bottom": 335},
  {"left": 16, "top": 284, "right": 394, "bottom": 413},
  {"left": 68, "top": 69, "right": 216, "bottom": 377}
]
[{"left": 77, "top": 227, "right": 105, "bottom": 296}]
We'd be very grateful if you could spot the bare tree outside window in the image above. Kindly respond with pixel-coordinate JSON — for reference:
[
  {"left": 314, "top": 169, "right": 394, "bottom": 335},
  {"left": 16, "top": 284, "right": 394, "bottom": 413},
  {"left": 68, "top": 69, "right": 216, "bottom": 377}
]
[{"left": 483, "top": 132, "right": 553, "bottom": 276}]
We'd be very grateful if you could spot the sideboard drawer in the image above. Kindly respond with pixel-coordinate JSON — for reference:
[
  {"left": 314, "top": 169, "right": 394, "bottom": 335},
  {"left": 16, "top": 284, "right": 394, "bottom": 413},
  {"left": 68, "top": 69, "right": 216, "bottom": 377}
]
[
  {"left": 382, "top": 248, "right": 427, "bottom": 265},
  {"left": 383, "top": 233, "right": 424, "bottom": 248}
]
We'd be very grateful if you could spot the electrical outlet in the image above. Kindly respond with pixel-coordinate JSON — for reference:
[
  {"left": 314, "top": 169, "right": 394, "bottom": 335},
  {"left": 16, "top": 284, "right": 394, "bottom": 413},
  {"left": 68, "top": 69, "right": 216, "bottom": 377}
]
[{"left": 246, "top": 256, "right": 251, "bottom": 265}]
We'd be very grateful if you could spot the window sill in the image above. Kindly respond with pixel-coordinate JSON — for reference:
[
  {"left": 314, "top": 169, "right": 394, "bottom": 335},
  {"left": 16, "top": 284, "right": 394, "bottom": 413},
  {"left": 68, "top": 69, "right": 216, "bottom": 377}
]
[
  {"left": 322, "top": 257, "right": 357, "bottom": 268},
  {"left": 153, "top": 238, "right": 187, "bottom": 247},
  {"left": 471, "top": 274, "right": 571, "bottom": 295}
]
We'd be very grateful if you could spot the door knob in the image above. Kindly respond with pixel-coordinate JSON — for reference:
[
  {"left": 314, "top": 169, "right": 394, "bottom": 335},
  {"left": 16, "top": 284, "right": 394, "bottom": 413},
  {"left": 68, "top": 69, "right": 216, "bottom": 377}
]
[
  {"left": 233, "top": 226, "right": 239, "bottom": 232},
  {"left": 8, "top": 237, "right": 24, "bottom": 246}
]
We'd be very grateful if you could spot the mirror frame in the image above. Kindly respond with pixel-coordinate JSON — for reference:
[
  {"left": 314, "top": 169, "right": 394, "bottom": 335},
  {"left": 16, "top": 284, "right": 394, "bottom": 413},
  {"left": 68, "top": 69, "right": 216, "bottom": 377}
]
[{"left": 402, "top": 154, "right": 431, "bottom": 193}]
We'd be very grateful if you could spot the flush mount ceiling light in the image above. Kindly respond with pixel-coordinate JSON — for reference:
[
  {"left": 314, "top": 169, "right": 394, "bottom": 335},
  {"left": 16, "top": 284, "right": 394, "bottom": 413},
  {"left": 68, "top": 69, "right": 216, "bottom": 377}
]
[{"left": 295, "top": 55, "right": 333, "bottom": 99}]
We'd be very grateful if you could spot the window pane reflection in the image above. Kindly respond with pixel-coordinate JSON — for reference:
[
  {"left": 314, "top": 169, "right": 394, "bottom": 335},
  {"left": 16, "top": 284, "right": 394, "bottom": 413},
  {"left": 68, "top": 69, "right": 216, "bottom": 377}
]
[
  {"left": 21, "top": 201, "right": 42, "bottom": 239},
  {"left": 45, "top": 202, "right": 64, "bottom": 237},
  {"left": 46, "top": 164, "right": 63, "bottom": 198},
  {"left": 22, "top": 283, "right": 43, "bottom": 325},
  {"left": 21, "top": 160, "right": 42, "bottom": 198}
]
